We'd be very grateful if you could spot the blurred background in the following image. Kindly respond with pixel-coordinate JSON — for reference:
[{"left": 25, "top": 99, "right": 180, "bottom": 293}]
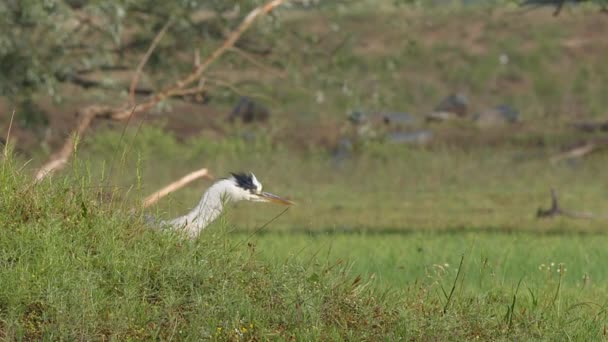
[{"left": 2, "top": 0, "right": 608, "bottom": 285}]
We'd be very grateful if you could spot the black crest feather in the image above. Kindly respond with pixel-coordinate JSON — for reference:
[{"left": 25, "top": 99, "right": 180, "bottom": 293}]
[{"left": 230, "top": 172, "right": 256, "bottom": 191}]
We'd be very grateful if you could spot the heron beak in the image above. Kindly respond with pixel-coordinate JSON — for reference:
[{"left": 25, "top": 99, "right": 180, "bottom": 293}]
[{"left": 257, "top": 191, "right": 294, "bottom": 205}]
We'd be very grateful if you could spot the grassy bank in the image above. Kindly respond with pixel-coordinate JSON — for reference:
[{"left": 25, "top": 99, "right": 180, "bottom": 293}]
[
  {"left": 0, "top": 158, "right": 405, "bottom": 340},
  {"left": 2, "top": 148, "right": 608, "bottom": 340}
]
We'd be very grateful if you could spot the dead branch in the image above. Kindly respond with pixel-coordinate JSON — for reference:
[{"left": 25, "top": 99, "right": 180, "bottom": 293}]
[
  {"left": 550, "top": 143, "right": 596, "bottom": 164},
  {"left": 63, "top": 74, "right": 209, "bottom": 103},
  {"left": 228, "top": 46, "right": 287, "bottom": 78},
  {"left": 35, "top": 0, "right": 287, "bottom": 180},
  {"left": 205, "top": 78, "right": 278, "bottom": 106},
  {"left": 109, "top": 0, "right": 286, "bottom": 121},
  {"left": 35, "top": 105, "right": 116, "bottom": 180},
  {"left": 142, "top": 168, "right": 212, "bottom": 209},
  {"left": 550, "top": 139, "right": 608, "bottom": 164},
  {"left": 537, "top": 189, "right": 608, "bottom": 220},
  {"left": 129, "top": 19, "right": 173, "bottom": 105}
]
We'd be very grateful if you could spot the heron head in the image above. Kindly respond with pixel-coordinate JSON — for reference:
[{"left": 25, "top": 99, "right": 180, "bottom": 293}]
[{"left": 228, "top": 172, "right": 294, "bottom": 205}]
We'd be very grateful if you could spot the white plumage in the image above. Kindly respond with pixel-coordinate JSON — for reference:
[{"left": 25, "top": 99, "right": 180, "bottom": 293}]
[{"left": 163, "top": 172, "right": 292, "bottom": 238}]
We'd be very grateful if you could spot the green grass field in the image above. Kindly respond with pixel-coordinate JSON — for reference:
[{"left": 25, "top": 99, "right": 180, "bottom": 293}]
[
  {"left": 4, "top": 124, "right": 608, "bottom": 340},
  {"left": 2, "top": 155, "right": 608, "bottom": 340}
]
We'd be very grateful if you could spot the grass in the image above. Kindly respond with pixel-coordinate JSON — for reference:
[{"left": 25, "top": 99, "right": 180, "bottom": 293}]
[
  {"left": 249, "top": 231, "right": 608, "bottom": 290},
  {"left": 2, "top": 154, "right": 608, "bottom": 340},
  {"left": 76, "top": 125, "right": 608, "bottom": 233},
  {"left": 4, "top": 123, "right": 608, "bottom": 339},
  {"left": 3, "top": 2, "right": 608, "bottom": 340},
  {"left": 0, "top": 157, "right": 405, "bottom": 340}
]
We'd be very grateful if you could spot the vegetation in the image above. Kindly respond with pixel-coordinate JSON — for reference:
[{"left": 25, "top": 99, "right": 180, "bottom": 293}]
[
  {"left": 0, "top": 156, "right": 405, "bottom": 340},
  {"left": 2, "top": 1, "right": 608, "bottom": 340},
  {"left": 2, "top": 154, "right": 608, "bottom": 340},
  {"left": 0, "top": 0, "right": 266, "bottom": 98}
]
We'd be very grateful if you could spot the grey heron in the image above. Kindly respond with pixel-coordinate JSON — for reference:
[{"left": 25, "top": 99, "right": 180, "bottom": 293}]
[{"left": 163, "top": 172, "right": 293, "bottom": 238}]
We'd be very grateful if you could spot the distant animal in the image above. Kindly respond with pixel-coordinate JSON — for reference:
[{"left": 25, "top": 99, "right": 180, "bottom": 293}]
[{"left": 228, "top": 97, "right": 270, "bottom": 124}]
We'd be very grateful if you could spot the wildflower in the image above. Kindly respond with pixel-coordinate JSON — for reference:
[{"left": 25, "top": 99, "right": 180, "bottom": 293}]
[{"left": 241, "top": 326, "right": 248, "bottom": 333}]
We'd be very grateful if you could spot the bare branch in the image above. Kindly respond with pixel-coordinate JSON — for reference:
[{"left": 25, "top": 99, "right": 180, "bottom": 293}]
[
  {"left": 129, "top": 19, "right": 173, "bottom": 105},
  {"left": 206, "top": 78, "right": 278, "bottom": 107},
  {"left": 550, "top": 139, "right": 608, "bottom": 164},
  {"left": 35, "top": 105, "right": 123, "bottom": 181},
  {"left": 228, "top": 46, "right": 287, "bottom": 78},
  {"left": 111, "top": 0, "right": 287, "bottom": 120},
  {"left": 550, "top": 143, "right": 596, "bottom": 164},
  {"left": 142, "top": 168, "right": 212, "bottom": 209},
  {"left": 64, "top": 74, "right": 208, "bottom": 103},
  {"left": 36, "top": 0, "right": 288, "bottom": 180},
  {"left": 171, "top": 82, "right": 207, "bottom": 97}
]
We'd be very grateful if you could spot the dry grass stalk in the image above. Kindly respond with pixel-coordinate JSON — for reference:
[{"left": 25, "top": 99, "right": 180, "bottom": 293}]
[{"left": 3, "top": 109, "right": 16, "bottom": 159}]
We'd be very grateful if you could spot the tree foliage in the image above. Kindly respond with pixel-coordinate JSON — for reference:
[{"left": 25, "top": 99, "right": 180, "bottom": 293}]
[{"left": 0, "top": 0, "right": 269, "bottom": 99}]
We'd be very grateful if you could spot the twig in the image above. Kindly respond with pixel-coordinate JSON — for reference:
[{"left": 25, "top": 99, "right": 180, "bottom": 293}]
[
  {"left": 129, "top": 19, "right": 173, "bottom": 105},
  {"left": 228, "top": 46, "right": 286, "bottom": 78},
  {"left": 35, "top": 105, "right": 115, "bottom": 181},
  {"left": 537, "top": 189, "right": 608, "bottom": 220},
  {"left": 142, "top": 168, "right": 212, "bottom": 208},
  {"left": 206, "top": 78, "right": 278, "bottom": 106},
  {"left": 229, "top": 206, "right": 290, "bottom": 253},
  {"left": 550, "top": 143, "right": 596, "bottom": 164},
  {"left": 4, "top": 109, "right": 15, "bottom": 158},
  {"left": 64, "top": 74, "right": 208, "bottom": 103}
]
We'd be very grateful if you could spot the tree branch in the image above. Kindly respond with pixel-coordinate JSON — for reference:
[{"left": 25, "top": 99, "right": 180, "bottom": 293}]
[
  {"left": 550, "top": 138, "right": 608, "bottom": 164},
  {"left": 142, "top": 167, "right": 212, "bottom": 209},
  {"left": 35, "top": 0, "right": 288, "bottom": 180},
  {"left": 228, "top": 46, "right": 287, "bottom": 78},
  {"left": 35, "top": 104, "right": 117, "bottom": 181},
  {"left": 129, "top": 19, "right": 173, "bottom": 105}
]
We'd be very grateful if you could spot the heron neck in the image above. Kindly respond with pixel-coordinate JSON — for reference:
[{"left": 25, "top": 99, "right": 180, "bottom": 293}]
[{"left": 168, "top": 180, "right": 231, "bottom": 237}]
